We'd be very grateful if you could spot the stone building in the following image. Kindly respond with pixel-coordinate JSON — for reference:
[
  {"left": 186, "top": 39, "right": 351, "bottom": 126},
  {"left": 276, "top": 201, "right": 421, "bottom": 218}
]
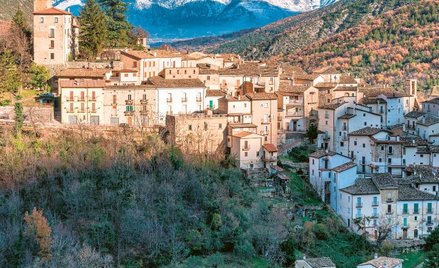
[
  {"left": 33, "top": 0, "right": 78, "bottom": 66},
  {"left": 166, "top": 112, "right": 228, "bottom": 155}
]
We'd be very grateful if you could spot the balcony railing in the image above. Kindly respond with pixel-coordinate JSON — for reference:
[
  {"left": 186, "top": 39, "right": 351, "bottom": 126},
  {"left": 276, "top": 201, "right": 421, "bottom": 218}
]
[
  {"left": 140, "top": 110, "right": 148, "bottom": 116},
  {"left": 355, "top": 203, "right": 363, "bottom": 208},
  {"left": 261, "top": 119, "right": 271, "bottom": 124},
  {"left": 427, "top": 221, "right": 434, "bottom": 226},
  {"left": 413, "top": 210, "right": 419, "bottom": 215},
  {"left": 196, "top": 97, "right": 202, "bottom": 102},
  {"left": 402, "top": 210, "right": 409, "bottom": 215},
  {"left": 125, "top": 99, "right": 134, "bottom": 105},
  {"left": 371, "top": 213, "right": 379, "bottom": 218},
  {"left": 140, "top": 99, "right": 148, "bottom": 104},
  {"left": 427, "top": 209, "right": 433, "bottom": 214},
  {"left": 355, "top": 214, "right": 362, "bottom": 219},
  {"left": 124, "top": 111, "right": 134, "bottom": 116},
  {"left": 166, "top": 98, "right": 173, "bottom": 103},
  {"left": 181, "top": 97, "right": 187, "bottom": 103},
  {"left": 386, "top": 198, "right": 394, "bottom": 203},
  {"left": 372, "top": 202, "right": 379, "bottom": 207},
  {"left": 386, "top": 211, "right": 393, "bottom": 215},
  {"left": 242, "top": 146, "right": 251, "bottom": 151}
]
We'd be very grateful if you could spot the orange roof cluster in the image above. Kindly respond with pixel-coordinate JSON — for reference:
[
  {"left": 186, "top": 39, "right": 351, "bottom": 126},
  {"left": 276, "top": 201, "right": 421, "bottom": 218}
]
[
  {"left": 147, "top": 76, "right": 205, "bottom": 88},
  {"left": 121, "top": 49, "right": 182, "bottom": 60}
]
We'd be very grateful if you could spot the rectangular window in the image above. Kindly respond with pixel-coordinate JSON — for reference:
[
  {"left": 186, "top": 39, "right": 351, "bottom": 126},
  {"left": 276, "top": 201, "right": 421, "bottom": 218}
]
[
  {"left": 54, "top": 17, "right": 58, "bottom": 23},
  {"left": 69, "top": 91, "right": 74, "bottom": 101},
  {"left": 113, "top": 95, "right": 117, "bottom": 105},
  {"left": 49, "top": 28, "right": 55, "bottom": 38},
  {"left": 91, "top": 103, "right": 96, "bottom": 113},
  {"left": 403, "top": 218, "right": 408, "bottom": 227},
  {"left": 403, "top": 203, "right": 408, "bottom": 214},
  {"left": 428, "top": 203, "right": 433, "bottom": 213},
  {"left": 50, "top": 40, "right": 54, "bottom": 49},
  {"left": 91, "top": 91, "right": 96, "bottom": 101},
  {"left": 414, "top": 203, "right": 419, "bottom": 214},
  {"left": 40, "top": 17, "right": 44, "bottom": 23},
  {"left": 50, "top": 53, "right": 54, "bottom": 60}
]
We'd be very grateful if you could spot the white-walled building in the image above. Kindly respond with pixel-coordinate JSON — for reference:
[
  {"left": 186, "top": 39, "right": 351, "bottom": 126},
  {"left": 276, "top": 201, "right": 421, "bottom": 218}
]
[{"left": 309, "top": 150, "right": 357, "bottom": 213}]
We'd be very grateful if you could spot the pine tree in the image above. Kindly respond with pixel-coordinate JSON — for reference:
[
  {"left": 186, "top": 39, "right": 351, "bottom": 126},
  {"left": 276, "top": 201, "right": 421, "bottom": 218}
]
[
  {"left": 98, "top": 0, "right": 133, "bottom": 48},
  {"left": 79, "top": 0, "right": 108, "bottom": 59}
]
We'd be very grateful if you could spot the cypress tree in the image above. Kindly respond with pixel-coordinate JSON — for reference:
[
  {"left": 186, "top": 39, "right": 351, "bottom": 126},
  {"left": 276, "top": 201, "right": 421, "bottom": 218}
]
[
  {"left": 79, "top": 0, "right": 108, "bottom": 59},
  {"left": 98, "top": 0, "right": 133, "bottom": 48}
]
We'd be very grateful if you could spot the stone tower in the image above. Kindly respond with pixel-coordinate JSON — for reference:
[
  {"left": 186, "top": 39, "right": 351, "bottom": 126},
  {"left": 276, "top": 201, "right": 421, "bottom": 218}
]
[{"left": 34, "top": 0, "right": 52, "bottom": 12}]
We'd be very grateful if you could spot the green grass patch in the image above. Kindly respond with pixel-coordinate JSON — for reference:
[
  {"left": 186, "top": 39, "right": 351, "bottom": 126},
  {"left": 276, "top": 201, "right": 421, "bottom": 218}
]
[{"left": 396, "top": 251, "right": 425, "bottom": 268}]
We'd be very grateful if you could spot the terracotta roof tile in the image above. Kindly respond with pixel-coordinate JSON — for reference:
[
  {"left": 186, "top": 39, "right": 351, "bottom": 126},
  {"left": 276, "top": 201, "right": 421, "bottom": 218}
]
[
  {"left": 60, "top": 79, "right": 106, "bottom": 88},
  {"left": 309, "top": 150, "right": 337, "bottom": 159},
  {"left": 245, "top": 92, "right": 277, "bottom": 100},
  {"left": 332, "top": 162, "right": 356, "bottom": 173},
  {"left": 205, "top": 90, "right": 225, "bottom": 97},
  {"left": 339, "top": 74, "right": 358, "bottom": 84},
  {"left": 147, "top": 76, "right": 205, "bottom": 88},
  {"left": 263, "top": 143, "right": 277, "bottom": 153},
  {"left": 233, "top": 131, "right": 255, "bottom": 138},
  {"left": 33, "top": 7, "right": 71, "bottom": 15},
  {"left": 57, "top": 68, "right": 109, "bottom": 78}
]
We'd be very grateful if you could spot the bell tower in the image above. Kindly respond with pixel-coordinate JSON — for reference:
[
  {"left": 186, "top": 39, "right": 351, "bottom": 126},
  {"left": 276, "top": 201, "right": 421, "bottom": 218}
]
[{"left": 34, "top": 0, "right": 52, "bottom": 12}]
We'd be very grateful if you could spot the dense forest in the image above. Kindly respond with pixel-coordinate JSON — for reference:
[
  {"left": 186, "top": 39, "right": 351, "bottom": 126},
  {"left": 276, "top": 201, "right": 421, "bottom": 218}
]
[
  {"left": 290, "top": 0, "right": 439, "bottom": 89},
  {"left": 0, "top": 125, "right": 377, "bottom": 267}
]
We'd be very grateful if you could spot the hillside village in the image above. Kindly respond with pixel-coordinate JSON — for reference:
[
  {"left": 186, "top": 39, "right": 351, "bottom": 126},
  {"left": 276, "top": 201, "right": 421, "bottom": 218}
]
[{"left": 0, "top": 0, "right": 438, "bottom": 267}]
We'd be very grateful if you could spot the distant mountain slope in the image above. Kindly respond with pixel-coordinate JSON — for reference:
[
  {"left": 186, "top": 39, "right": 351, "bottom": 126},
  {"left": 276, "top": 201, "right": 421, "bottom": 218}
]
[
  {"left": 289, "top": 0, "right": 438, "bottom": 89},
  {"left": 190, "top": 0, "right": 418, "bottom": 58},
  {"left": 52, "top": 0, "right": 340, "bottom": 40},
  {"left": 0, "top": 0, "right": 32, "bottom": 21}
]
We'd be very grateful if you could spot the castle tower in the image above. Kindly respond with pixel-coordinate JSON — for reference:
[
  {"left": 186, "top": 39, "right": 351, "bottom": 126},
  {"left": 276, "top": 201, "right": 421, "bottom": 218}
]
[
  {"left": 34, "top": 0, "right": 52, "bottom": 12},
  {"left": 33, "top": 0, "right": 75, "bottom": 66}
]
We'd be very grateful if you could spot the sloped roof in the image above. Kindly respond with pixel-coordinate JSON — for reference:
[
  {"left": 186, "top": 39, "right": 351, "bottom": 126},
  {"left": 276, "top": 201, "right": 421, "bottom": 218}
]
[
  {"left": 339, "top": 74, "right": 358, "bottom": 84},
  {"left": 147, "top": 76, "right": 205, "bottom": 88},
  {"left": 263, "top": 143, "right": 278, "bottom": 153},
  {"left": 59, "top": 79, "right": 106, "bottom": 88},
  {"left": 245, "top": 92, "right": 277, "bottom": 100},
  {"left": 358, "top": 257, "right": 403, "bottom": 268},
  {"left": 57, "top": 68, "right": 109, "bottom": 78},
  {"left": 398, "top": 184, "right": 437, "bottom": 201},
  {"left": 303, "top": 257, "right": 335, "bottom": 268},
  {"left": 313, "top": 66, "right": 339, "bottom": 75},
  {"left": 33, "top": 7, "right": 71, "bottom": 15},
  {"left": 205, "top": 90, "right": 225, "bottom": 97},
  {"left": 309, "top": 150, "right": 337, "bottom": 159},
  {"left": 349, "top": 127, "right": 387, "bottom": 136},
  {"left": 371, "top": 173, "right": 398, "bottom": 190},
  {"left": 405, "top": 111, "right": 426, "bottom": 118},
  {"left": 341, "top": 178, "right": 379, "bottom": 195},
  {"left": 332, "top": 162, "right": 356, "bottom": 173}
]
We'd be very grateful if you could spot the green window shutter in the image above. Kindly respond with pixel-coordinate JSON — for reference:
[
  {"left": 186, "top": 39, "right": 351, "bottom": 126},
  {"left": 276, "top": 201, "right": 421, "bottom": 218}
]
[
  {"left": 403, "top": 204, "right": 408, "bottom": 213},
  {"left": 414, "top": 203, "right": 419, "bottom": 213}
]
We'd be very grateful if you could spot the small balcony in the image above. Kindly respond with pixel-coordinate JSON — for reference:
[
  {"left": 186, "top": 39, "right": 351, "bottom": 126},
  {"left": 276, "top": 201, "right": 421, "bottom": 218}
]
[
  {"left": 402, "top": 210, "right": 409, "bottom": 215},
  {"left": 124, "top": 111, "right": 134, "bottom": 116},
  {"left": 181, "top": 97, "right": 187, "bottom": 103},
  {"left": 78, "top": 98, "right": 85, "bottom": 102},
  {"left": 355, "top": 214, "right": 362, "bottom": 219},
  {"left": 355, "top": 203, "right": 363, "bottom": 208},
  {"left": 371, "top": 213, "right": 379, "bottom": 218},
  {"left": 242, "top": 146, "right": 251, "bottom": 151},
  {"left": 196, "top": 97, "right": 202, "bottom": 102},
  {"left": 166, "top": 98, "right": 173, "bottom": 103},
  {"left": 262, "top": 155, "right": 277, "bottom": 162},
  {"left": 372, "top": 202, "right": 379, "bottom": 207},
  {"left": 125, "top": 99, "right": 134, "bottom": 105},
  {"left": 386, "top": 198, "right": 394, "bottom": 203},
  {"left": 402, "top": 223, "right": 410, "bottom": 229},
  {"left": 427, "top": 221, "right": 434, "bottom": 226},
  {"left": 140, "top": 99, "right": 148, "bottom": 104},
  {"left": 66, "top": 98, "right": 74, "bottom": 102},
  {"left": 413, "top": 210, "right": 419, "bottom": 215},
  {"left": 427, "top": 209, "right": 433, "bottom": 214},
  {"left": 386, "top": 211, "right": 393, "bottom": 215},
  {"left": 261, "top": 119, "right": 271, "bottom": 124},
  {"left": 140, "top": 110, "right": 148, "bottom": 116}
]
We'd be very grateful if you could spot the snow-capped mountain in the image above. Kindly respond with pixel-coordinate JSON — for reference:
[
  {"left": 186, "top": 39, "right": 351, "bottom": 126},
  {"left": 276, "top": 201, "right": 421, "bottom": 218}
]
[{"left": 53, "top": 0, "right": 338, "bottom": 41}]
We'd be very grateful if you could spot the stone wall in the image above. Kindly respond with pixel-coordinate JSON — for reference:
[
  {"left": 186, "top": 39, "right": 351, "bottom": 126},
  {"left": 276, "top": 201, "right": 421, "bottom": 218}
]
[{"left": 0, "top": 106, "right": 54, "bottom": 123}]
